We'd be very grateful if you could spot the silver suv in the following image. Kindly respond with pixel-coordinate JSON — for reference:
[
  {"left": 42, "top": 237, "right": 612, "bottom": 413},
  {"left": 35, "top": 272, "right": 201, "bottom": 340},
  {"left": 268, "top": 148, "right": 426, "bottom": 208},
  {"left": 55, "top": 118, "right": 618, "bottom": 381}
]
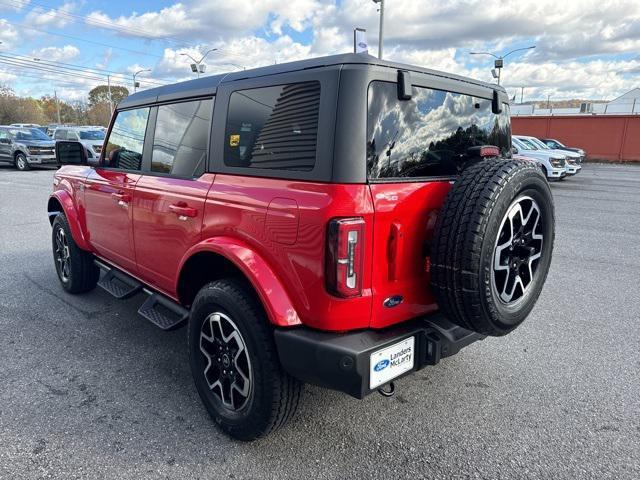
[
  {"left": 0, "top": 126, "right": 56, "bottom": 171},
  {"left": 52, "top": 127, "right": 106, "bottom": 160},
  {"left": 512, "top": 136, "right": 567, "bottom": 180}
]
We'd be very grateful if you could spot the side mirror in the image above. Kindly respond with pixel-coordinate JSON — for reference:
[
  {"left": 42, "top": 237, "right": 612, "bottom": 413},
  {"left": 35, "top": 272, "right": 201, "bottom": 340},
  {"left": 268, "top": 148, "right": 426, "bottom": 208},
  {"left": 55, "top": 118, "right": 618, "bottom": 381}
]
[
  {"left": 0, "top": 138, "right": 10, "bottom": 144},
  {"left": 56, "top": 141, "right": 87, "bottom": 165},
  {"left": 512, "top": 146, "right": 519, "bottom": 154}
]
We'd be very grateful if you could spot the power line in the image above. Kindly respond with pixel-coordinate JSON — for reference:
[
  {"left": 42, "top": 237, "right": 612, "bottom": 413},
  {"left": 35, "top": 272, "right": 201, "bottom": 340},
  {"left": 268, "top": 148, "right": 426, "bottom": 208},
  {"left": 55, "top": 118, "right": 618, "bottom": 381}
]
[
  {"left": 1, "top": 0, "right": 248, "bottom": 62},
  {"left": 0, "top": 51, "right": 167, "bottom": 87},
  {"left": 0, "top": 58, "right": 129, "bottom": 87}
]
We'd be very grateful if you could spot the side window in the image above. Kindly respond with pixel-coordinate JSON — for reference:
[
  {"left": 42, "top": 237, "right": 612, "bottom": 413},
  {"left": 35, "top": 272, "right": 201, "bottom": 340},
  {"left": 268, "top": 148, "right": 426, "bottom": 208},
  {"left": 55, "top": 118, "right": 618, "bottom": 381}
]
[
  {"left": 224, "top": 81, "right": 320, "bottom": 171},
  {"left": 103, "top": 108, "right": 150, "bottom": 170},
  {"left": 367, "top": 81, "right": 511, "bottom": 179},
  {"left": 54, "top": 129, "right": 66, "bottom": 140},
  {"left": 151, "top": 98, "right": 213, "bottom": 177}
]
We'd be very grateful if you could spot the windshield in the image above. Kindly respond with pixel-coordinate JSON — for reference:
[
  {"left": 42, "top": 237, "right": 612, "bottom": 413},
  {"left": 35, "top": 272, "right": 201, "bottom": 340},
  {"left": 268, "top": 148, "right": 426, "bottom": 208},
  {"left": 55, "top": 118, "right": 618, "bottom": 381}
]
[
  {"left": 367, "top": 81, "right": 512, "bottom": 179},
  {"left": 10, "top": 128, "right": 51, "bottom": 141},
  {"left": 517, "top": 138, "right": 540, "bottom": 150},
  {"left": 513, "top": 138, "right": 534, "bottom": 151},
  {"left": 529, "top": 137, "right": 551, "bottom": 149},
  {"left": 79, "top": 130, "right": 105, "bottom": 140}
]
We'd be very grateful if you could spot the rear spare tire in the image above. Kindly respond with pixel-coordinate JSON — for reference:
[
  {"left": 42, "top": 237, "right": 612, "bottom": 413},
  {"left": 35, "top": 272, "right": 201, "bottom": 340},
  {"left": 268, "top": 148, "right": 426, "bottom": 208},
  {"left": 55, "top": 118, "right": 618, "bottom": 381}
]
[{"left": 430, "top": 159, "right": 554, "bottom": 336}]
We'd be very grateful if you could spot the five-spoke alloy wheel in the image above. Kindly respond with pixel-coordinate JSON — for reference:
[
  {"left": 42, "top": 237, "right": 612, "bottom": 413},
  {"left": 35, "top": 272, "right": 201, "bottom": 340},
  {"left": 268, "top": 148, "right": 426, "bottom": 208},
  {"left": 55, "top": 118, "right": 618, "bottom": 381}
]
[
  {"left": 492, "top": 196, "right": 544, "bottom": 305},
  {"left": 199, "top": 312, "right": 252, "bottom": 412}
]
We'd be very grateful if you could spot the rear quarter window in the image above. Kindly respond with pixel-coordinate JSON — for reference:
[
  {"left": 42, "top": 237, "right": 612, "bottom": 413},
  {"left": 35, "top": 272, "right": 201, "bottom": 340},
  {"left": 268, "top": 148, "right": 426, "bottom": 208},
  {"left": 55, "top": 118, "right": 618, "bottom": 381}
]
[
  {"left": 224, "top": 81, "right": 320, "bottom": 171},
  {"left": 367, "top": 81, "right": 511, "bottom": 180}
]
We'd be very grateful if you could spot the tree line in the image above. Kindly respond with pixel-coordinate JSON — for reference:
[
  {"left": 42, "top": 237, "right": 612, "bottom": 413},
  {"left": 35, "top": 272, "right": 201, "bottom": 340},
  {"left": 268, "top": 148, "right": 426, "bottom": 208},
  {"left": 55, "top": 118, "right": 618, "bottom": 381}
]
[{"left": 0, "top": 84, "right": 129, "bottom": 127}]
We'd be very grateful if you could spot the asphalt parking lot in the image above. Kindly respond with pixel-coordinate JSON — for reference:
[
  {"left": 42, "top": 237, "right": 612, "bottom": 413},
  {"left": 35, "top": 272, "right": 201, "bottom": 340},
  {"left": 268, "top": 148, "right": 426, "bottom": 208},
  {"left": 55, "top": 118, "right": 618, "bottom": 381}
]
[{"left": 0, "top": 163, "right": 638, "bottom": 480}]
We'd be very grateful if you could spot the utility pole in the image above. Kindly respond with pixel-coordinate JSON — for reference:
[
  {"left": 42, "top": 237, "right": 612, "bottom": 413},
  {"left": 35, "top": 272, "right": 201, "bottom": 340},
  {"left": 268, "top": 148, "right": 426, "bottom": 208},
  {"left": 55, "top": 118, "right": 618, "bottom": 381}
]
[
  {"left": 107, "top": 75, "right": 113, "bottom": 116},
  {"left": 54, "top": 90, "right": 61, "bottom": 124},
  {"left": 521, "top": 86, "right": 524, "bottom": 104},
  {"left": 372, "top": 0, "right": 385, "bottom": 59},
  {"left": 547, "top": 94, "right": 551, "bottom": 111}
]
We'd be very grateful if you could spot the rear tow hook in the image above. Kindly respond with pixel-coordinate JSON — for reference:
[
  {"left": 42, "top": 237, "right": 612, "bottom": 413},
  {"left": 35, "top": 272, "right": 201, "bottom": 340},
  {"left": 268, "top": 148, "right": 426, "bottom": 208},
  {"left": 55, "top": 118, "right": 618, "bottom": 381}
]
[{"left": 377, "top": 381, "right": 395, "bottom": 397}]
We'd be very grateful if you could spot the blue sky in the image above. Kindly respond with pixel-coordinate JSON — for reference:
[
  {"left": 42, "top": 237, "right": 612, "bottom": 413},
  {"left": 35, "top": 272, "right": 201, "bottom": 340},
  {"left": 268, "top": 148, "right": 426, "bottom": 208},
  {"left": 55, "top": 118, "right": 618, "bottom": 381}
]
[{"left": 0, "top": 0, "right": 638, "bottom": 103}]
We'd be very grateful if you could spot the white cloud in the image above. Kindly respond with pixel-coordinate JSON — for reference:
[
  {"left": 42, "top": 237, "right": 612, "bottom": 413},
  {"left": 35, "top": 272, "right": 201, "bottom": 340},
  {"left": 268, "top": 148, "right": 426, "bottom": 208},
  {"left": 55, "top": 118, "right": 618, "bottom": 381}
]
[
  {"left": 25, "top": 1, "right": 78, "bottom": 29},
  {"left": 31, "top": 45, "right": 80, "bottom": 62}
]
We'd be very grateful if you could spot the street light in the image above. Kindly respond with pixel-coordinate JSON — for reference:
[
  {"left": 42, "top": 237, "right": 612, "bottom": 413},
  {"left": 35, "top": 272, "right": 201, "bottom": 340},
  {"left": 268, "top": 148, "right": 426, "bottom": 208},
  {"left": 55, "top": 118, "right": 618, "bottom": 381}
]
[
  {"left": 470, "top": 46, "right": 536, "bottom": 85},
  {"left": 372, "top": 0, "right": 385, "bottom": 59},
  {"left": 180, "top": 48, "right": 218, "bottom": 78},
  {"left": 133, "top": 68, "right": 151, "bottom": 93}
]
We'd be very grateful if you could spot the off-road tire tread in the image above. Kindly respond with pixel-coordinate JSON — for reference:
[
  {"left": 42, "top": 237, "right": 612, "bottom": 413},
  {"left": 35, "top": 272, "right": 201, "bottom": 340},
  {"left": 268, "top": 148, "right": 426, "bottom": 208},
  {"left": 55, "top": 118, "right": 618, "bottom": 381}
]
[
  {"left": 189, "top": 279, "right": 302, "bottom": 441},
  {"left": 52, "top": 214, "right": 99, "bottom": 293},
  {"left": 430, "top": 159, "right": 553, "bottom": 335}
]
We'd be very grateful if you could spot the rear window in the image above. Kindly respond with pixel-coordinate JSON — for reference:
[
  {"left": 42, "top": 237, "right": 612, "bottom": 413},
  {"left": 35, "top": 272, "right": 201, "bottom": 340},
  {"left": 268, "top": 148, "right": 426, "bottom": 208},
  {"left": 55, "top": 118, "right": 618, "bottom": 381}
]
[
  {"left": 367, "top": 81, "right": 511, "bottom": 180},
  {"left": 224, "top": 81, "right": 320, "bottom": 171}
]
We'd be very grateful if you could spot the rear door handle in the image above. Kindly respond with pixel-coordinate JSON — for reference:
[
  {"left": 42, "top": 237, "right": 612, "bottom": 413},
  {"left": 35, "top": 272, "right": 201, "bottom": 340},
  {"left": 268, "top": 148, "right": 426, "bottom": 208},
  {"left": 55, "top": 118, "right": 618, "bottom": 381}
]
[
  {"left": 169, "top": 203, "right": 198, "bottom": 218},
  {"left": 111, "top": 192, "right": 131, "bottom": 202}
]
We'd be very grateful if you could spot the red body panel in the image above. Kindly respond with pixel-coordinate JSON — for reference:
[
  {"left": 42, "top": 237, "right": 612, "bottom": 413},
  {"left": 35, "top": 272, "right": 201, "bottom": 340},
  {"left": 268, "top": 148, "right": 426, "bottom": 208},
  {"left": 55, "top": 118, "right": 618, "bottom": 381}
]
[
  {"left": 51, "top": 166, "right": 452, "bottom": 332},
  {"left": 133, "top": 174, "right": 215, "bottom": 294},
  {"left": 84, "top": 168, "right": 140, "bottom": 274},
  {"left": 203, "top": 175, "right": 375, "bottom": 331},
  {"left": 368, "top": 181, "right": 452, "bottom": 328}
]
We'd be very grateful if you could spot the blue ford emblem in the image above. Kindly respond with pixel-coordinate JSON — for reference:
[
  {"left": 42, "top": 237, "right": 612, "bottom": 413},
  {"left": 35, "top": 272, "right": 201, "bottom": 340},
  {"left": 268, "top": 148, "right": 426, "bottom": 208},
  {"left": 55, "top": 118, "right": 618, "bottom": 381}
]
[{"left": 374, "top": 359, "right": 390, "bottom": 372}]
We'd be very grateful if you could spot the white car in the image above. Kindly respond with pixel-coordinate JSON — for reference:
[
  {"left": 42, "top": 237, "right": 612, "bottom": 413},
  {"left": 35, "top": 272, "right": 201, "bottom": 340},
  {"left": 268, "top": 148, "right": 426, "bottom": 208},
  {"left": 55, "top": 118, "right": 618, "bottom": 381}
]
[
  {"left": 514, "top": 135, "right": 582, "bottom": 176},
  {"left": 512, "top": 137, "right": 567, "bottom": 180},
  {"left": 52, "top": 127, "right": 106, "bottom": 160}
]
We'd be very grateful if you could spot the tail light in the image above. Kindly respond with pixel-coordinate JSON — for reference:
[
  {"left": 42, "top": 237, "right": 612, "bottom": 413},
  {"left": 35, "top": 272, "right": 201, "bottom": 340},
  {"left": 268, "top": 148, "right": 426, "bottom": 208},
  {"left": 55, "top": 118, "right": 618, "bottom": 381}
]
[{"left": 326, "top": 217, "right": 365, "bottom": 297}]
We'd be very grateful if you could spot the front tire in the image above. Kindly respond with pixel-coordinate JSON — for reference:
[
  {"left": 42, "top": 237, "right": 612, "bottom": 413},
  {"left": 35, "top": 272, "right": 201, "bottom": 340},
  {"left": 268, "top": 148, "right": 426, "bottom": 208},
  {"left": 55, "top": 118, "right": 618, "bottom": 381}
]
[
  {"left": 51, "top": 214, "right": 99, "bottom": 293},
  {"left": 15, "top": 153, "right": 30, "bottom": 171},
  {"left": 188, "top": 279, "right": 301, "bottom": 441}
]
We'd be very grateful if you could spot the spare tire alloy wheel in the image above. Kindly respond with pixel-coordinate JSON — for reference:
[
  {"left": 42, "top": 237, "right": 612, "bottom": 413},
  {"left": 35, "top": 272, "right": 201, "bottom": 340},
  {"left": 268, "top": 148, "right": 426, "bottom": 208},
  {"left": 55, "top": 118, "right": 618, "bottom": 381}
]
[
  {"left": 492, "top": 196, "right": 543, "bottom": 304},
  {"left": 199, "top": 312, "right": 252, "bottom": 411}
]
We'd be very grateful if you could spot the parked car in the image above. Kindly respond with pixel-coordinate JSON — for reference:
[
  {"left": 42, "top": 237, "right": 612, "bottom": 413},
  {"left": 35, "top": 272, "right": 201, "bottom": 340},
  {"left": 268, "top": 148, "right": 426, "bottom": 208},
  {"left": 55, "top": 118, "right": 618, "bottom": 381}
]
[
  {"left": 514, "top": 135, "right": 582, "bottom": 176},
  {"left": 52, "top": 127, "right": 105, "bottom": 159},
  {"left": 10, "top": 123, "right": 41, "bottom": 128},
  {"left": 540, "top": 138, "right": 586, "bottom": 161},
  {"left": 0, "top": 126, "right": 56, "bottom": 170},
  {"left": 512, "top": 137, "right": 567, "bottom": 180},
  {"left": 49, "top": 53, "right": 555, "bottom": 440}
]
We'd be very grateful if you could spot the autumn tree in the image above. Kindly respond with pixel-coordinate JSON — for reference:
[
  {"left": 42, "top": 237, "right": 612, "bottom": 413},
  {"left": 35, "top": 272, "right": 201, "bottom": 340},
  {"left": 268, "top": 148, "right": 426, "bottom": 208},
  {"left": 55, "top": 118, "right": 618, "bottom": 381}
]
[{"left": 88, "top": 85, "right": 129, "bottom": 108}]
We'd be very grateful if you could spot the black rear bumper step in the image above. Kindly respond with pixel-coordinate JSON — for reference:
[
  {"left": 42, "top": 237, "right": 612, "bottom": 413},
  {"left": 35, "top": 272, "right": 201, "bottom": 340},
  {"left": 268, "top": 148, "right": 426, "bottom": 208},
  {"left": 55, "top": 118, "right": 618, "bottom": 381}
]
[
  {"left": 274, "top": 314, "right": 484, "bottom": 399},
  {"left": 95, "top": 260, "right": 188, "bottom": 330}
]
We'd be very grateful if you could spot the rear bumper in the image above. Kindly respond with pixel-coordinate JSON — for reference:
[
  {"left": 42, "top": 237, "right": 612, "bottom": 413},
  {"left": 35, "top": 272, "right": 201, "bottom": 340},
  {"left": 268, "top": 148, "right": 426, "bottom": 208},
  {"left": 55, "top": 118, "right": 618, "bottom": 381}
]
[{"left": 274, "top": 314, "right": 484, "bottom": 399}]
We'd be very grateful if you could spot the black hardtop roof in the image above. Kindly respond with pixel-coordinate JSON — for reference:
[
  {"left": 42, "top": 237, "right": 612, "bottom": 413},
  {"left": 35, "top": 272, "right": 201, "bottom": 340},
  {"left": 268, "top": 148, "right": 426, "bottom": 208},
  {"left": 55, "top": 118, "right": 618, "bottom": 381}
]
[{"left": 119, "top": 53, "right": 504, "bottom": 109}]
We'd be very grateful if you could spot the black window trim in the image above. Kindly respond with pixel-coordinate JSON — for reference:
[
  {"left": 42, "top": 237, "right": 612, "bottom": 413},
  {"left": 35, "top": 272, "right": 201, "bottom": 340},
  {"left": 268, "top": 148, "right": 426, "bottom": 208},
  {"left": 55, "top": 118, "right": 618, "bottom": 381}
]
[
  {"left": 211, "top": 67, "right": 339, "bottom": 183},
  {"left": 365, "top": 79, "right": 511, "bottom": 184},
  {"left": 99, "top": 95, "right": 214, "bottom": 179}
]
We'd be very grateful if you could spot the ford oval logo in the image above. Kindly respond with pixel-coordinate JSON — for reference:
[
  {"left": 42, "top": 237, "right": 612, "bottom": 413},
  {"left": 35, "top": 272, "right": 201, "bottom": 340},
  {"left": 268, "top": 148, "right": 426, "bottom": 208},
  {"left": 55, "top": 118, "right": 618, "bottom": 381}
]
[{"left": 374, "top": 359, "right": 390, "bottom": 372}]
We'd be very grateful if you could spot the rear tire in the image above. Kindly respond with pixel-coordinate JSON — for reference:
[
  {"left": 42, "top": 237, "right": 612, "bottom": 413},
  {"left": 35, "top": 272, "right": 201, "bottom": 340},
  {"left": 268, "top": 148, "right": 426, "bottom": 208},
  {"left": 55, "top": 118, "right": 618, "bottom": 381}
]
[
  {"left": 15, "top": 153, "right": 30, "bottom": 171},
  {"left": 51, "top": 214, "right": 99, "bottom": 293},
  {"left": 188, "top": 279, "right": 301, "bottom": 441},
  {"left": 430, "top": 159, "right": 555, "bottom": 336}
]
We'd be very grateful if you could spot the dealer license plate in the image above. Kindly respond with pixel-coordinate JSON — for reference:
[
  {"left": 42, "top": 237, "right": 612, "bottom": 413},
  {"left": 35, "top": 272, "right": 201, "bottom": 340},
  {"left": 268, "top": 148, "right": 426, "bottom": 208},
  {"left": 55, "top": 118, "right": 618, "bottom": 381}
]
[{"left": 369, "top": 336, "right": 415, "bottom": 390}]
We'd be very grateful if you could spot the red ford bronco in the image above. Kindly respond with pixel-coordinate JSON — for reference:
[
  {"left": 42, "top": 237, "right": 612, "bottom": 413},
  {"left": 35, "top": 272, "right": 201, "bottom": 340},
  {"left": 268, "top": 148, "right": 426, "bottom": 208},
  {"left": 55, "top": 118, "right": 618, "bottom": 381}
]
[{"left": 49, "top": 54, "right": 554, "bottom": 440}]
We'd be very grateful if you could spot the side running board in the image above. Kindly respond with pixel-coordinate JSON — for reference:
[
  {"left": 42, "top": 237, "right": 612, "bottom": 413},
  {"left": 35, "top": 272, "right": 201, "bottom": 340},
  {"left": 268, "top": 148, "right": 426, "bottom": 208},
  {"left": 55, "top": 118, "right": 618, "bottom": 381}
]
[{"left": 95, "top": 260, "right": 189, "bottom": 330}]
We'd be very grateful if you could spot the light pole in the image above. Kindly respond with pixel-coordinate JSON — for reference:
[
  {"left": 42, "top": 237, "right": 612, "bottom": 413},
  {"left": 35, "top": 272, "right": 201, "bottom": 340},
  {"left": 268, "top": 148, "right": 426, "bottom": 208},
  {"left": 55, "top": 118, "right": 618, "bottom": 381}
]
[
  {"left": 180, "top": 48, "right": 218, "bottom": 78},
  {"left": 372, "top": 0, "right": 385, "bottom": 59},
  {"left": 470, "top": 46, "right": 536, "bottom": 85},
  {"left": 133, "top": 68, "right": 151, "bottom": 93}
]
